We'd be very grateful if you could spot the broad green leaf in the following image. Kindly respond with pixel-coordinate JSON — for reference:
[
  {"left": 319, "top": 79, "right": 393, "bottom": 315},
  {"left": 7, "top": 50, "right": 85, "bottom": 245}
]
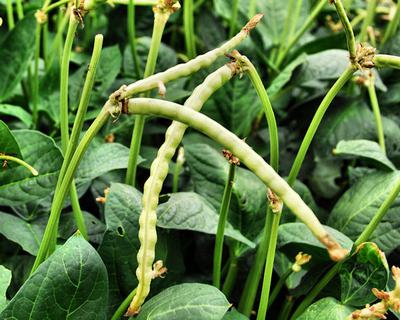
[
  {"left": 328, "top": 171, "right": 400, "bottom": 253},
  {"left": 297, "top": 297, "right": 353, "bottom": 320},
  {"left": 157, "top": 192, "right": 255, "bottom": 247},
  {"left": 333, "top": 139, "right": 396, "bottom": 171},
  {"left": 0, "top": 235, "right": 108, "bottom": 319},
  {"left": 0, "top": 130, "right": 63, "bottom": 206},
  {"left": 0, "top": 120, "right": 22, "bottom": 158},
  {"left": 340, "top": 242, "right": 389, "bottom": 306},
  {"left": 222, "top": 308, "right": 248, "bottom": 319},
  {"left": 184, "top": 143, "right": 267, "bottom": 255},
  {"left": 0, "top": 265, "right": 11, "bottom": 312},
  {"left": 267, "top": 53, "right": 307, "bottom": 97},
  {"left": 135, "top": 283, "right": 230, "bottom": 320},
  {"left": 203, "top": 76, "right": 263, "bottom": 137},
  {"left": 0, "top": 211, "right": 44, "bottom": 256},
  {"left": 0, "top": 104, "right": 32, "bottom": 128},
  {"left": 277, "top": 223, "right": 353, "bottom": 262},
  {"left": 0, "top": 14, "right": 35, "bottom": 102}
]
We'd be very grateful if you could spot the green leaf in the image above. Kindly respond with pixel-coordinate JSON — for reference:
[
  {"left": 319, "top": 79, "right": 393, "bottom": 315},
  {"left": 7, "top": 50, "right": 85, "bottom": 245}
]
[
  {"left": 0, "top": 235, "right": 108, "bottom": 319},
  {"left": 328, "top": 171, "right": 400, "bottom": 253},
  {"left": 157, "top": 192, "right": 255, "bottom": 248},
  {"left": 184, "top": 143, "right": 267, "bottom": 255},
  {"left": 135, "top": 283, "right": 230, "bottom": 320},
  {"left": 203, "top": 76, "right": 263, "bottom": 137},
  {"left": 0, "top": 120, "right": 22, "bottom": 158},
  {"left": 223, "top": 308, "right": 248, "bottom": 320},
  {"left": 0, "top": 104, "right": 32, "bottom": 128},
  {"left": 0, "top": 265, "right": 12, "bottom": 312},
  {"left": 0, "top": 130, "right": 63, "bottom": 206},
  {"left": 297, "top": 297, "right": 353, "bottom": 320},
  {"left": 277, "top": 222, "right": 353, "bottom": 262},
  {"left": 340, "top": 242, "right": 389, "bottom": 306},
  {"left": 0, "top": 211, "right": 45, "bottom": 256},
  {"left": 0, "top": 14, "right": 35, "bottom": 102},
  {"left": 333, "top": 139, "right": 396, "bottom": 171}
]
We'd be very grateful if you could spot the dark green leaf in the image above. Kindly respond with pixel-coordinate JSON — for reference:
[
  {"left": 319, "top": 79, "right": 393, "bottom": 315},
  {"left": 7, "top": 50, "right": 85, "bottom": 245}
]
[
  {"left": 0, "top": 130, "right": 63, "bottom": 206},
  {"left": 157, "top": 192, "right": 255, "bottom": 247},
  {"left": 328, "top": 171, "right": 400, "bottom": 253},
  {"left": 0, "top": 14, "right": 35, "bottom": 102},
  {"left": 340, "top": 242, "right": 389, "bottom": 306},
  {"left": 135, "top": 283, "right": 230, "bottom": 320},
  {"left": 297, "top": 297, "right": 353, "bottom": 320},
  {"left": 0, "top": 235, "right": 108, "bottom": 319},
  {"left": 333, "top": 139, "right": 396, "bottom": 171},
  {"left": 0, "top": 265, "right": 11, "bottom": 312},
  {"left": 0, "top": 120, "right": 22, "bottom": 158},
  {"left": 0, "top": 105, "right": 32, "bottom": 128},
  {"left": 223, "top": 308, "right": 248, "bottom": 320}
]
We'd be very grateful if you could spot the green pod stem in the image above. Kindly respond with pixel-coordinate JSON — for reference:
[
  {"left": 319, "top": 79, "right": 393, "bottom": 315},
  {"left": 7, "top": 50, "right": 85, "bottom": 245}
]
[
  {"left": 125, "top": 98, "right": 349, "bottom": 261},
  {"left": 229, "top": 0, "right": 239, "bottom": 38},
  {"left": 6, "top": 0, "right": 15, "bottom": 30},
  {"left": 374, "top": 54, "right": 400, "bottom": 69},
  {"left": 172, "top": 146, "right": 185, "bottom": 193},
  {"left": 287, "top": 65, "right": 355, "bottom": 186},
  {"left": 31, "top": 107, "right": 110, "bottom": 273},
  {"left": 358, "top": 0, "right": 377, "bottom": 42},
  {"left": 126, "top": 64, "right": 235, "bottom": 316},
  {"left": 15, "top": 0, "right": 24, "bottom": 20},
  {"left": 333, "top": 0, "right": 356, "bottom": 61},
  {"left": 32, "top": 23, "right": 42, "bottom": 127},
  {"left": 222, "top": 253, "right": 238, "bottom": 296},
  {"left": 183, "top": 0, "right": 196, "bottom": 59},
  {"left": 268, "top": 269, "right": 292, "bottom": 308},
  {"left": 128, "top": 0, "right": 142, "bottom": 78},
  {"left": 213, "top": 162, "right": 236, "bottom": 289},
  {"left": 0, "top": 155, "right": 39, "bottom": 176},
  {"left": 125, "top": 2, "right": 176, "bottom": 186},
  {"left": 367, "top": 75, "right": 385, "bottom": 153},
  {"left": 111, "top": 288, "right": 137, "bottom": 320},
  {"left": 120, "top": 14, "right": 263, "bottom": 99},
  {"left": 382, "top": 0, "right": 400, "bottom": 45}
]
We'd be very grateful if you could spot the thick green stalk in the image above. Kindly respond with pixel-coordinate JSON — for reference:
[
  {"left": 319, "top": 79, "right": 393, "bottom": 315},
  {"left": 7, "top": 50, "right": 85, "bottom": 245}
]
[
  {"left": 128, "top": 0, "right": 142, "bottom": 78},
  {"left": 268, "top": 269, "right": 292, "bottom": 308},
  {"left": 126, "top": 98, "right": 348, "bottom": 260},
  {"left": 229, "top": 0, "right": 239, "bottom": 38},
  {"left": 6, "top": 0, "right": 14, "bottom": 30},
  {"left": 359, "top": 0, "right": 377, "bottom": 42},
  {"left": 0, "top": 155, "right": 39, "bottom": 176},
  {"left": 367, "top": 75, "right": 385, "bottom": 153},
  {"left": 374, "top": 54, "right": 400, "bottom": 69},
  {"left": 111, "top": 288, "right": 137, "bottom": 320},
  {"left": 125, "top": 3, "right": 175, "bottom": 186},
  {"left": 213, "top": 163, "right": 236, "bottom": 289},
  {"left": 275, "top": 0, "right": 325, "bottom": 68},
  {"left": 31, "top": 108, "right": 110, "bottom": 273},
  {"left": 333, "top": 0, "right": 357, "bottom": 61},
  {"left": 120, "top": 14, "right": 263, "bottom": 99},
  {"left": 183, "top": 0, "right": 196, "bottom": 59},
  {"left": 16, "top": 0, "right": 24, "bottom": 20},
  {"left": 32, "top": 23, "right": 42, "bottom": 127},
  {"left": 257, "top": 209, "right": 281, "bottom": 320},
  {"left": 43, "top": 0, "right": 70, "bottom": 13},
  {"left": 287, "top": 66, "right": 355, "bottom": 186},
  {"left": 382, "top": 0, "right": 400, "bottom": 45},
  {"left": 222, "top": 255, "right": 238, "bottom": 297}
]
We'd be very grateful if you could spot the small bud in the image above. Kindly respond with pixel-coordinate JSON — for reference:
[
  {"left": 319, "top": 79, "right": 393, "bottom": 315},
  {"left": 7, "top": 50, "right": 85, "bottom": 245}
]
[
  {"left": 35, "top": 10, "right": 48, "bottom": 24},
  {"left": 105, "top": 133, "right": 115, "bottom": 143},
  {"left": 292, "top": 252, "right": 312, "bottom": 273},
  {"left": 96, "top": 187, "right": 110, "bottom": 204},
  {"left": 267, "top": 189, "right": 283, "bottom": 213},
  {"left": 152, "top": 260, "right": 167, "bottom": 279},
  {"left": 158, "top": 81, "right": 166, "bottom": 98}
]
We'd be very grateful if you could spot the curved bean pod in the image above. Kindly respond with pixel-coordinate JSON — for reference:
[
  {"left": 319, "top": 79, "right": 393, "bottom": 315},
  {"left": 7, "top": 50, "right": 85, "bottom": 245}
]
[
  {"left": 123, "top": 98, "right": 349, "bottom": 262},
  {"left": 126, "top": 63, "right": 236, "bottom": 316}
]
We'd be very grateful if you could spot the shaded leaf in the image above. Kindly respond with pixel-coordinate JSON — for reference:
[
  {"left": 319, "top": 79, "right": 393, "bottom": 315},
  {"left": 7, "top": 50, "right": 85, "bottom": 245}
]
[
  {"left": 0, "top": 265, "right": 11, "bottom": 312},
  {"left": 0, "top": 104, "right": 32, "bottom": 128},
  {"left": 297, "top": 297, "right": 353, "bottom": 320},
  {"left": 0, "top": 120, "right": 22, "bottom": 158}
]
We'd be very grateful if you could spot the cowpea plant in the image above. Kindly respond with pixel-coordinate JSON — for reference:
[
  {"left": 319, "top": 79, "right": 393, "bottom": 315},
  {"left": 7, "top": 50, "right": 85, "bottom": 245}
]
[{"left": 2, "top": 0, "right": 400, "bottom": 320}]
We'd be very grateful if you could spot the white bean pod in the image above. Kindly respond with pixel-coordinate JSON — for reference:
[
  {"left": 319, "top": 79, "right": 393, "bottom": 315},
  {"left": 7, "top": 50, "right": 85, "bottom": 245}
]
[
  {"left": 124, "top": 98, "right": 349, "bottom": 262},
  {"left": 125, "top": 65, "right": 235, "bottom": 316}
]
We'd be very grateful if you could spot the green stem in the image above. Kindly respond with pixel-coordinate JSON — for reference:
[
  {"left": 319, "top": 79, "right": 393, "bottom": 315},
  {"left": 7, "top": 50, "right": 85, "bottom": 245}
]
[
  {"left": 382, "top": 0, "right": 400, "bottom": 45},
  {"left": 43, "top": 0, "right": 70, "bottom": 13},
  {"left": 290, "top": 263, "right": 342, "bottom": 319},
  {"left": 111, "top": 288, "right": 138, "bottom": 320},
  {"left": 275, "top": 0, "right": 296, "bottom": 63},
  {"left": 213, "top": 163, "right": 236, "bottom": 289},
  {"left": 248, "top": 0, "right": 257, "bottom": 18},
  {"left": 229, "top": 0, "right": 239, "bottom": 38},
  {"left": 16, "top": 0, "right": 24, "bottom": 20},
  {"left": 172, "top": 146, "right": 184, "bottom": 193},
  {"left": 256, "top": 210, "right": 281, "bottom": 320},
  {"left": 374, "top": 54, "right": 400, "bottom": 69},
  {"left": 288, "top": 0, "right": 303, "bottom": 42},
  {"left": 222, "top": 254, "right": 238, "bottom": 297},
  {"left": 268, "top": 269, "right": 292, "bottom": 308},
  {"left": 287, "top": 66, "right": 355, "bottom": 186},
  {"left": 275, "top": 0, "right": 326, "bottom": 68},
  {"left": 355, "top": 177, "right": 400, "bottom": 246},
  {"left": 128, "top": 0, "right": 142, "bottom": 78},
  {"left": 32, "top": 23, "right": 42, "bottom": 128},
  {"left": 125, "top": 6, "right": 172, "bottom": 186},
  {"left": 333, "top": 0, "right": 357, "bottom": 61},
  {"left": 110, "top": 0, "right": 157, "bottom": 5},
  {"left": 0, "top": 155, "right": 39, "bottom": 176},
  {"left": 184, "top": 0, "right": 196, "bottom": 59},
  {"left": 6, "top": 0, "right": 15, "bottom": 30},
  {"left": 31, "top": 108, "right": 110, "bottom": 273},
  {"left": 278, "top": 296, "right": 295, "bottom": 320},
  {"left": 367, "top": 75, "right": 385, "bottom": 154},
  {"left": 359, "top": 0, "right": 377, "bottom": 42}
]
